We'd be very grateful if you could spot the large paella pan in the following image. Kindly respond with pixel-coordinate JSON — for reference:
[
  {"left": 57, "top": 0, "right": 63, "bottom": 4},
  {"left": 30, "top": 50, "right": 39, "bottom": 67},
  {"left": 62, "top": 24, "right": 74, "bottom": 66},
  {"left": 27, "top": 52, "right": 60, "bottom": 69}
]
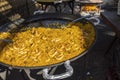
[{"left": 0, "top": 13, "right": 99, "bottom": 80}]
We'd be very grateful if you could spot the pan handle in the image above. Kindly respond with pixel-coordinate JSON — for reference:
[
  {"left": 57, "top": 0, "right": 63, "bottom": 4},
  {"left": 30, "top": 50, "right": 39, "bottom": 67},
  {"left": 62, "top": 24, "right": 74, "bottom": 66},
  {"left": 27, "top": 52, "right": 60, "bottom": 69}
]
[
  {"left": 42, "top": 60, "right": 73, "bottom": 80},
  {"left": 54, "top": 0, "right": 62, "bottom": 4},
  {"left": 33, "top": 10, "right": 45, "bottom": 15},
  {"left": 86, "top": 17, "right": 100, "bottom": 26}
]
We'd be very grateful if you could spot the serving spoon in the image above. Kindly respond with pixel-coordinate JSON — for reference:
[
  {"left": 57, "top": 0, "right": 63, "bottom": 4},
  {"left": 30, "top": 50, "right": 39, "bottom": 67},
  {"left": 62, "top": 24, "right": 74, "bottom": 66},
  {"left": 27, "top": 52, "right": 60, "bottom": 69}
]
[
  {"left": 71, "top": 15, "right": 92, "bottom": 23},
  {"left": 47, "top": 14, "right": 96, "bottom": 28},
  {"left": 66, "top": 15, "right": 92, "bottom": 28}
]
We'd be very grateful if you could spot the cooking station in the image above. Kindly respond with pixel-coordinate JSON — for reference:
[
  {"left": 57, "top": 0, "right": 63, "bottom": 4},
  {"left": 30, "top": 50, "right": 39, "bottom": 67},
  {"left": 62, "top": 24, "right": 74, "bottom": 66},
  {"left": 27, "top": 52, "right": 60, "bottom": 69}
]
[
  {"left": 33, "top": 0, "right": 74, "bottom": 14},
  {"left": 76, "top": 0, "right": 103, "bottom": 16},
  {"left": 0, "top": 0, "right": 119, "bottom": 80}
]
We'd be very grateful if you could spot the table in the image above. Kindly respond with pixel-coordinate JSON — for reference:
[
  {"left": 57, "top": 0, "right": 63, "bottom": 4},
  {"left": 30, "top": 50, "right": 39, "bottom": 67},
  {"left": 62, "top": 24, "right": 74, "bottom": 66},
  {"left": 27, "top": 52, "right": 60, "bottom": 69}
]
[
  {"left": 101, "top": 10, "right": 120, "bottom": 80},
  {"left": 101, "top": 11, "right": 120, "bottom": 38},
  {"left": 35, "top": 0, "right": 74, "bottom": 13}
]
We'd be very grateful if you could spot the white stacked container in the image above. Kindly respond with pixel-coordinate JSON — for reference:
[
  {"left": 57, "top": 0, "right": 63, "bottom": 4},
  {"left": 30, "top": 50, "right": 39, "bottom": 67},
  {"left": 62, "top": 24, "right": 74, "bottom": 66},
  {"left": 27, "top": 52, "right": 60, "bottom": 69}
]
[{"left": 117, "top": 0, "right": 120, "bottom": 16}]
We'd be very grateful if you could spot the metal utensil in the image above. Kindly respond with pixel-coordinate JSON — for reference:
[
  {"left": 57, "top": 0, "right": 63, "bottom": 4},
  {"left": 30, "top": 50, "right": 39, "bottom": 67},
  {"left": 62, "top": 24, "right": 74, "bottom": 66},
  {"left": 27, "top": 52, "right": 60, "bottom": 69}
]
[
  {"left": 71, "top": 15, "right": 92, "bottom": 22},
  {"left": 0, "top": 39, "right": 12, "bottom": 43},
  {"left": 65, "top": 15, "right": 92, "bottom": 28}
]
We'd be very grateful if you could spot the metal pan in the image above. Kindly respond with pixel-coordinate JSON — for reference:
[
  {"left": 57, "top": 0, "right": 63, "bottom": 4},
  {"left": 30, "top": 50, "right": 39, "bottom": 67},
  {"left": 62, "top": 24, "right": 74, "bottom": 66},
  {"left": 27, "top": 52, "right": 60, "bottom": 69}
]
[{"left": 0, "top": 13, "right": 99, "bottom": 80}]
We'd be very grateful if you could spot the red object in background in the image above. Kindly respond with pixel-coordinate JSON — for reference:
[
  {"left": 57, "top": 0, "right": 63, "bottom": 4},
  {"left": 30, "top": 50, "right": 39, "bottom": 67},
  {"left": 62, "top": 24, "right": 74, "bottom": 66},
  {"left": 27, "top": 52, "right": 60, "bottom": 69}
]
[{"left": 106, "top": 67, "right": 120, "bottom": 80}]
